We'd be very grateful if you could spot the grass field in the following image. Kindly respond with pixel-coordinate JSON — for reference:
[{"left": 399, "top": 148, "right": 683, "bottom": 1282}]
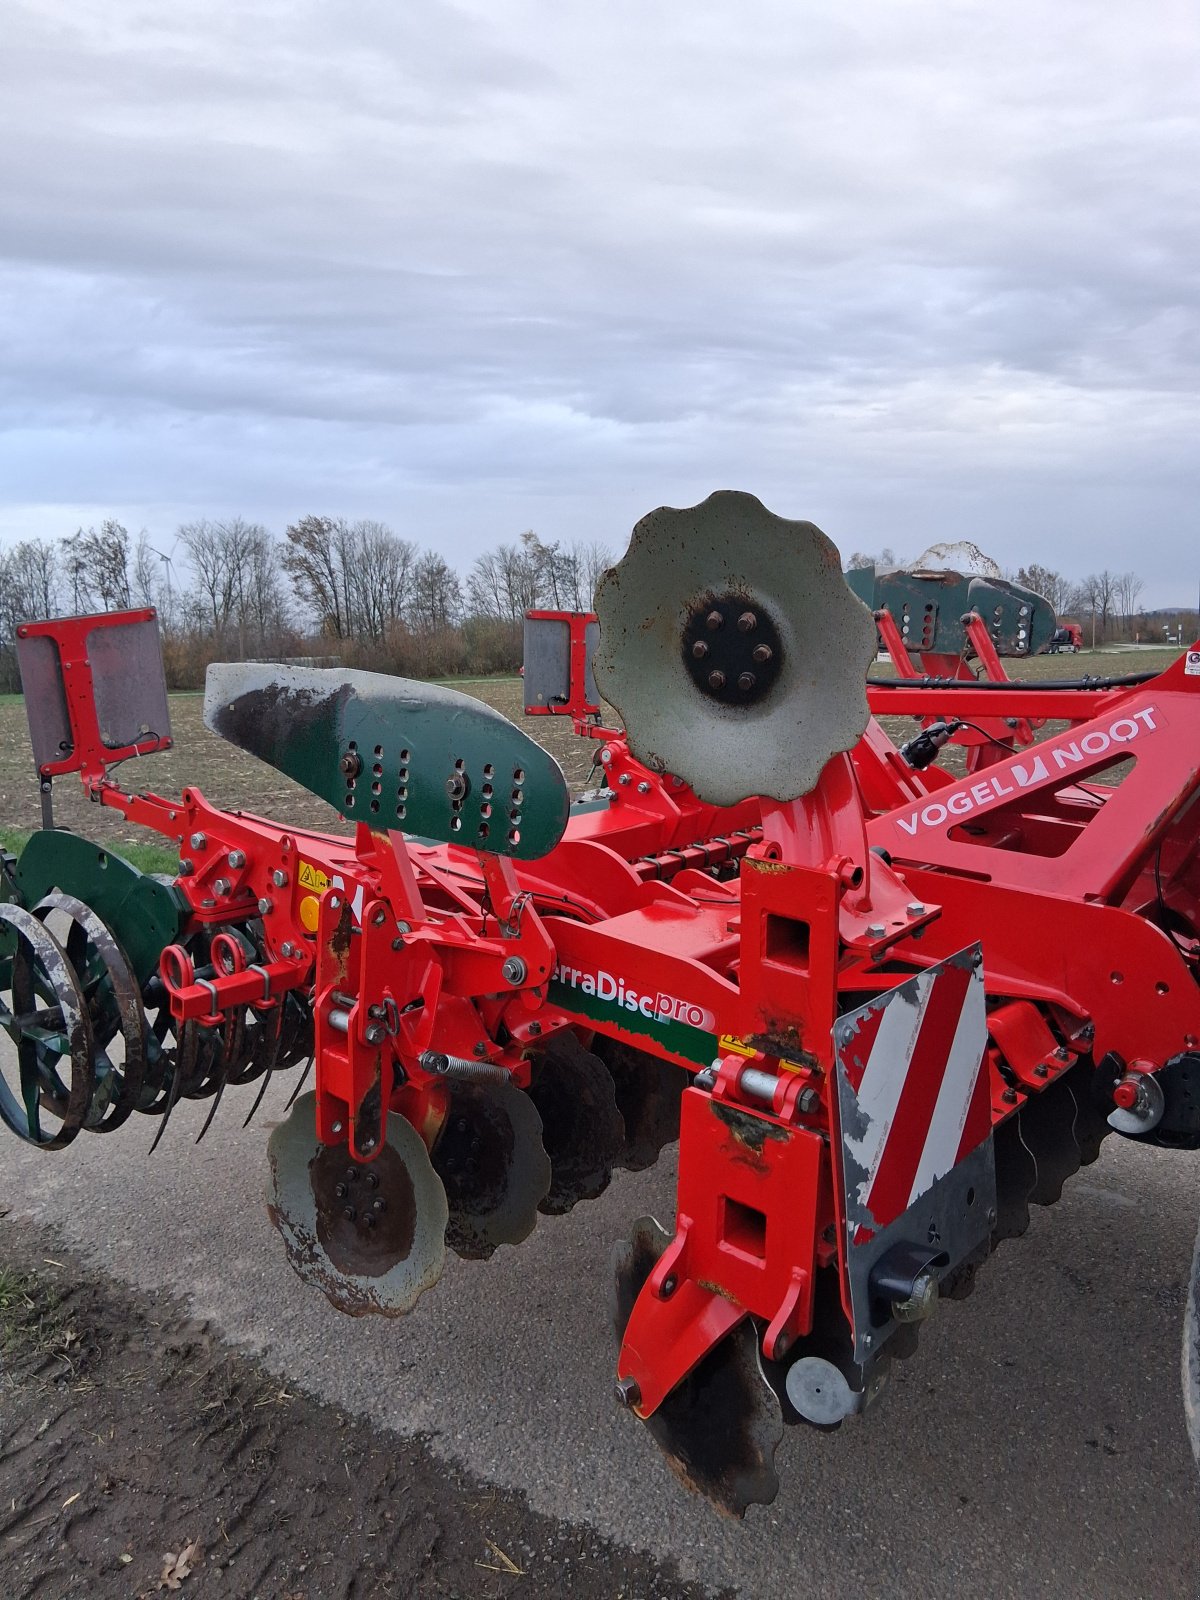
[{"left": 0, "top": 647, "right": 1180, "bottom": 864}]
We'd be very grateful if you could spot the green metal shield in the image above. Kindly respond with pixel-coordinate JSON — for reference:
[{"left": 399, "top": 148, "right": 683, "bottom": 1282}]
[{"left": 204, "top": 664, "right": 571, "bottom": 861}]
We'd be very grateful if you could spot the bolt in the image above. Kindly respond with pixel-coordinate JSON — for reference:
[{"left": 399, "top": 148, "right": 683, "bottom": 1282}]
[
  {"left": 615, "top": 1377, "right": 641, "bottom": 1409},
  {"left": 1034, "top": 1062, "right": 1049, "bottom": 1078},
  {"left": 1002, "top": 1087, "right": 1018, "bottom": 1104},
  {"left": 373, "top": 1197, "right": 386, "bottom": 1213},
  {"left": 737, "top": 611, "right": 757, "bottom": 632},
  {"left": 391, "top": 937, "right": 405, "bottom": 950},
  {"left": 866, "top": 923, "right": 886, "bottom": 938},
  {"left": 331, "top": 1121, "right": 343, "bottom": 1134},
  {"left": 618, "top": 773, "right": 631, "bottom": 786},
  {"left": 339, "top": 752, "right": 361, "bottom": 779},
  {"left": 502, "top": 955, "right": 527, "bottom": 985},
  {"left": 227, "top": 849, "right": 246, "bottom": 869},
  {"left": 334, "top": 1182, "right": 348, "bottom": 1199},
  {"left": 906, "top": 902, "right": 926, "bottom": 917},
  {"left": 737, "top": 671, "right": 756, "bottom": 692},
  {"left": 364, "top": 1022, "right": 387, "bottom": 1045},
  {"left": 797, "top": 1087, "right": 820, "bottom": 1114},
  {"left": 214, "top": 877, "right": 232, "bottom": 896},
  {"left": 528, "top": 1020, "right": 542, "bottom": 1036},
  {"left": 396, "top": 921, "right": 411, "bottom": 934},
  {"left": 372, "top": 906, "right": 387, "bottom": 926},
  {"left": 472, "top": 1041, "right": 489, "bottom": 1058},
  {"left": 344, "top": 1167, "right": 358, "bottom": 1182},
  {"left": 189, "top": 832, "right": 206, "bottom": 851},
  {"left": 691, "top": 640, "right": 709, "bottom": 659},
  {"left": 752, "top": 643, "right": 773, "bottom": 664},
  {"left": 272, "top": 868, "right": 289, "bottom": 887},
  {"left": 257, "top": 896, "right": 273, "bottom": 915},
  {"left": 364, "top": 1169, "right": 379, "bottom": 1188},
  {"left": 660, "top": 1274, "right": 677, "bottom": 1299},
  {"left": 363, "top": 1212, "right": 376, "bottom": 1229},
  {"left": 705, "top": 610, "right": 723, "bottom": 631},
  {"left": 343, "top": 1206, "right": 356, "bottom": 1222},
  {"left": 636, "top": 781, "right": 651, "bottom": 794},
  {"left": 179, "top": 858, "right": 194, "bottom": 875},
  {"left": 707, "top": 669, "right": 726, "bottom": 690},
  {"left": 281, "top": 941, "right": 297, "bottom": 959},
  {"left": 445, "top": 772, "right": 467, "bottom": 800},
  {"left": 1055, "top": 1046, "right": 1070, "bottom": 1061}
]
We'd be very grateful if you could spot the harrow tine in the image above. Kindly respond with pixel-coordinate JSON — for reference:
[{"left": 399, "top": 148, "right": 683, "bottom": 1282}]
[
  {"left": 241, "top": 1008, "right": 285, "bottom": 1128},
  {"left": 148, "top": 1018, "right": 204, "bottom": 1154},
  {"left": 284, "top": 1052, "right": 315, "bottom": 1111}
]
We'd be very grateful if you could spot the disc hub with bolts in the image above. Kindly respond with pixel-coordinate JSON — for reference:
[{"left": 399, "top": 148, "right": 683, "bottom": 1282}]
[{"left": 680, "top": 591, "right": 783, "bottom": 707}]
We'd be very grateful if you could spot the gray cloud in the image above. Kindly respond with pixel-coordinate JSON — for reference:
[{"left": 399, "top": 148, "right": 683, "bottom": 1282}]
[{"left": 1, "top": 0, "right": 1197, "bottom": 601}]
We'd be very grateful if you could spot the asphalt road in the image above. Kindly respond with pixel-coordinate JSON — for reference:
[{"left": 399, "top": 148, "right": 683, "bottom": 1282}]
[{"left": 2, "top": 1079, "right": 1197, "bottom": 1598}]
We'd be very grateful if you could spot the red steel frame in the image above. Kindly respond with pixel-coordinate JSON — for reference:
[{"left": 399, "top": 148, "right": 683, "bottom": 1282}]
[{"left": 29, "top": 608, "right": 1200, "bottom": 1424}]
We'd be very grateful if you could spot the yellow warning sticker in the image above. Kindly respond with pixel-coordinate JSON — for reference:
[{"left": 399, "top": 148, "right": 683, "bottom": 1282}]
[
  {"left": 719, "top": 1034, "right": 755, "bottom": 1058},
  {"left": 298, "top": 860, "right": 329, "bottom": 893}
]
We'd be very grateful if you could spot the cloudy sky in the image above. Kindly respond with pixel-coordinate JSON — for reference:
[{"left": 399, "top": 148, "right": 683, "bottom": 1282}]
[{"left": 2, "top": 1, "right": 1197, "bottom": 604}]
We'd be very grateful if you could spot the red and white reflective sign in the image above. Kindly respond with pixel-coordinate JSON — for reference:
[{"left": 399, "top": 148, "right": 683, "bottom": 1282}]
[{"left": 835, "top": 949, "right": 989, "bottom": 1238}]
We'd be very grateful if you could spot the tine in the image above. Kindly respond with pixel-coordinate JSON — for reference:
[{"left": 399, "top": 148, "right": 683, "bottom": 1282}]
[
  {"left": 194, "top": 1066, "right": 230, "bottom": 1145},
  {"left": 284, "top": 1054, "right": 314, "bottom": 1111},
  {"left": 242, "top": 1065, "right": 275, "bottom": 1129},
  {"left": 148, "top": 1062, "right": 184, "bottom": 1154}
]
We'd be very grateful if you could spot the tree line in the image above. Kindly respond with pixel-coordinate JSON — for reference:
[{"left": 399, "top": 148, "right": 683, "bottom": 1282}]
[{"left": 0, "top": 518, "right": 615, "bottom": 690}]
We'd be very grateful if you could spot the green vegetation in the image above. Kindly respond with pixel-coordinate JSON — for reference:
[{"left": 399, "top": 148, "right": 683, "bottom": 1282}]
[{"left": 0, "top": 828, "right": 180, "bottom": 877}]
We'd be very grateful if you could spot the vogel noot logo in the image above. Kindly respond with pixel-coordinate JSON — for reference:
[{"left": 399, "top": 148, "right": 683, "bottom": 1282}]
[
  {"left": 551, "top": 962, "right": 714, "bottom": 1031},
  {"left": 895, "top": 706, "right": 1161, "bottom": 838}
]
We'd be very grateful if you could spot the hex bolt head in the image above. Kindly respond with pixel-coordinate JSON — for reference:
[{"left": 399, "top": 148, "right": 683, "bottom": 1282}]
[
  {"left": 737, "top": 672, "right": 756, "bottom": 692},
  {"left": 257, "top": 897, "right": 273, "bottom": 915},
  {"left": 866, "top": 922, "right": 887, "bottom": 938},
  {"left": 614, "top": 1377, "right": 642, "bottom": 1409},
  {"left": 797, "top": 1086, "right": 820, "bottom": 1114},
  {"left": 636, "top": 781, "right": 651, "bottom": 794},
  {"left": 737, "top": 611, "right": 757, "bottom": 632},
  {"left": 342, "top": 1206, "right": 356, "bottom": 1222},
  {"left": 705, "top": 610, "right": 723, "bottom": 631},
  {"left": 472, "top": 1041, "right": 489, "bottom": 1058},
  {"left": 445, "top": 772, "right": 468, "bottom": 800},
  {"left": 707, "top": 669, "right": 726, "bottom": 690},
  {"left": 906, "top": 902, "right": 926, "bottom": 916},
  {"left": 363, "top": 1212, "right": 377, "bottom": 1229},
  {"left": 373, "top": 1196, "right": 386, "bottom": 1213},
  {"left": 691, "top": 640, "right": 709, "bottom": 659},
  {"left": 364, "top": 1022, "right": 387, "bottom": 1045},
  {"left": 189, "top": 832, "right": 207, "bottom": 851},
  {"left": 272, "top": 868, "right": 289, "bottom": 888},
  {"left": 227, "top": 849, "right": 246, "bottom": 869},
  {"left": 1002, "top": 1087, "right": 1018, "bottom": 1104},
  {"left": 502, "top": 955, "right": 528, "bottom": 985},
  {"left": 618, "top": 773, "right": 632, "bottom": 785},
  {"left": 339, "top": 752, "right": 361, "bottom": 779},
  {"left": 179, "top": 858, "right": 194, "bottom": 875},
  {"left": 752, "top": 643, "right": 773, "bottom": 664},
  {"left": 334, "top": 1182, "right": 348, "bottom": 1199},
  {"left": 214, "top": 877, "right": 232, "bottom": 896}
]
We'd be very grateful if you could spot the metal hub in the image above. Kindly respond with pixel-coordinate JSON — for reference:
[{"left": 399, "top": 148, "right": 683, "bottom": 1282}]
[
  {"left": 311, "top": 1143, "right": 416, "bottom": 1278},
  {"left": 680, "top": 591, "right": 783, "bottom": 707}
]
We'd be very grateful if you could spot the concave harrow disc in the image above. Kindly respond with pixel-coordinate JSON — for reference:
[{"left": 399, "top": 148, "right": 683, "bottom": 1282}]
[
  {"left": 612, "top": 1215, "right": 784, "bottom": 1518},
  {"left": 528, "top": 1030, "right": 625, "bottom": 1215},
  {"left": 593, "top": 1036, "right": 685, "bottom": 1171},
  {"left": 267, "top": 1091, "right": 448, "bottom": 1316},
  {"left": 430, "top": 1079, "right": 552, "bottom": 1260}
]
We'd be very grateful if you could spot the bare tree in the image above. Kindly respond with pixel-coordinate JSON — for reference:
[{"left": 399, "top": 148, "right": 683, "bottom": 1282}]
[
  {"left": 62, "top": 521, "right": 132, "bottom": 612},
  {"left": 1015, "top": 563, "right": 1074, "bottom": 618},
  {"left": 346, "top": 521, "right": 417, "bottom": 643},
  {"left": 409, "top": 552, "right": 462, "bottom": 633},
  {"left": 1113, "top": 570, "right": 1145, "bottom": 635}
]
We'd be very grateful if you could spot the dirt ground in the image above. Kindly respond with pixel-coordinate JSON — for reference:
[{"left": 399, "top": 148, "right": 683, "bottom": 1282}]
[{"left": 0, "top": 1213, "right": 723, "bottom": 1600}]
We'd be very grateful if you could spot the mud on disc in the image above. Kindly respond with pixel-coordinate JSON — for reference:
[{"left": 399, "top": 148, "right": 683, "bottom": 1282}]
[
  {"left": 612, "top": 1215, "right": 783, "bottom": 1518},
  {"left": 430, "top": 1079, "right": 552, "bottom": 1260},
  {"left": 266, "top": 1091, "right": 448, "bottom": 1317}
]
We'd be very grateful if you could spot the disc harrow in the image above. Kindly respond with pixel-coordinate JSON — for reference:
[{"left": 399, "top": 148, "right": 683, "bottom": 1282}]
[{"left": 4, "top": 495, "right": 1199, "bottom": 1515}]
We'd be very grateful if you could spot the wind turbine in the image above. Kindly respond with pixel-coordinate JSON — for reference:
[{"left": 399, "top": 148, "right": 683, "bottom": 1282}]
[{"left": 145, "top": 542, "right": 176, "bottom": 608}]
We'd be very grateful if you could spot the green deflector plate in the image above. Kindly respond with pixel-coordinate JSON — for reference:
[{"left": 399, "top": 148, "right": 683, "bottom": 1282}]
[{"left": 204, "top": 664, "right": 570, "bottom": 861}]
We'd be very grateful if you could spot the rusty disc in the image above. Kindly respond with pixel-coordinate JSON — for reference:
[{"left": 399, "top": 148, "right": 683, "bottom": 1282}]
[
  {"left": 266, "top": 1091, "right": 448, "bottom": 1317},
  {"left": 612, "top": 1215, "right": 783, "bottom": 1518},
  {"left": 430, "top": 1080, "right": 552, "bottom": 1260}
]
